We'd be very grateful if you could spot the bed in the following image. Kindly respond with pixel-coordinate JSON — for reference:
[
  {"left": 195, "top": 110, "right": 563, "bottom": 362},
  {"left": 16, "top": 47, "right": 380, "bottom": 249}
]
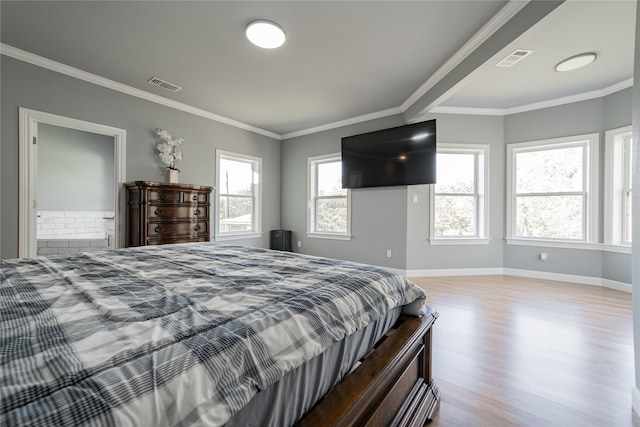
[{"left": 0, "top": 243, "right": 439, "bottom": 426}]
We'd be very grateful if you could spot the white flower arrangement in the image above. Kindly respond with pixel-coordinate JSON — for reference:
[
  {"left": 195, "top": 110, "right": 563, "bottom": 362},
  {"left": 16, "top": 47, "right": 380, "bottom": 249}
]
[{"left": 154, "top": 128, "right": 183, "bottom": 170}]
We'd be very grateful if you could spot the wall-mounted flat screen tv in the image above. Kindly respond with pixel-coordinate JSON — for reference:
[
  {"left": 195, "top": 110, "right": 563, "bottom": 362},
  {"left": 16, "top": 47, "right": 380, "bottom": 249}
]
[{"left": 341, "top": 119, "right": 436, "bottom": 189}]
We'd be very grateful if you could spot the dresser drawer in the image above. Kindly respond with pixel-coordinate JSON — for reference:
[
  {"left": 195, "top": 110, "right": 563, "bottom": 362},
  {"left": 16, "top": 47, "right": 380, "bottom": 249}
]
[
  {"left": 147, "top": 189, "right": 181, "bottom": 203},
  {"left": 148, "top": 206, "right": 208, "bottom": 220},
  {"left": 182, "top": 191, "right": 209, "bottom": 204},
  {"left": 147, "top": 221, "right": 208, "bottom": 237},
  {"left": 146, "top": 235, "right": 209, "bottom": 246}
]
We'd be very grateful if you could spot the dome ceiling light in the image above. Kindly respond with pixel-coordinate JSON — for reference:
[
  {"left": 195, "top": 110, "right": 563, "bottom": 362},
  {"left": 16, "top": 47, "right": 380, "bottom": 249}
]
[
  {"left": 246, "top": 20, "right": 286, "bottom": 49},
  {"left": 555, "top": 53, "right": 597, "bottom": 72}
]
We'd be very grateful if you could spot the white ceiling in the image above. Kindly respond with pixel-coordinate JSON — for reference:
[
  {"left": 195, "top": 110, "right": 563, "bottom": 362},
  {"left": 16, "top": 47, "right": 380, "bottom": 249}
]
[{"left": 0, "top": 1, "right": 635, "bottom": 138}]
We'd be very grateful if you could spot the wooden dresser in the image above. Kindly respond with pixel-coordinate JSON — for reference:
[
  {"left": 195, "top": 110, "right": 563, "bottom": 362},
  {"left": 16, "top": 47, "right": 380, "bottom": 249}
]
[{"left": 124, "top": 181, "right": 213, "bottom": 247}]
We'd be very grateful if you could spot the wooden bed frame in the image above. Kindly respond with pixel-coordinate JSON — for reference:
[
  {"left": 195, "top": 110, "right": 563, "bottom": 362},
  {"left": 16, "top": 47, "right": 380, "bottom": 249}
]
[{"left": 297, "top": 306, "right": 440, "bottom": 427}]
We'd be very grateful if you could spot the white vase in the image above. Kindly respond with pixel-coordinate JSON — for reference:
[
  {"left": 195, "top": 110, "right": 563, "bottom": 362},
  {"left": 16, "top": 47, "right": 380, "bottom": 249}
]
[{"left": 166, "top": 168, "right": 179, "bottom": 183}]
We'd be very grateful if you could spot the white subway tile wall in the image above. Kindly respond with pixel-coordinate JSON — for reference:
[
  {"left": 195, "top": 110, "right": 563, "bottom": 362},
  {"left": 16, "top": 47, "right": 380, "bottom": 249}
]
[{"left": 37, "top": 211, "right": 115, "bottom": 256}]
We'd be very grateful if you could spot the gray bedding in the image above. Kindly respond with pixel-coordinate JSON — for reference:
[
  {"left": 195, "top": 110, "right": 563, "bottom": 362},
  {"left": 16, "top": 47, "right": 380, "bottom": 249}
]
[
  {"left": 0, "top": 242, "right": 426, "bottom": 426},
  {"left": 227, "top": 306, "right": 403, "bottom": 426}
]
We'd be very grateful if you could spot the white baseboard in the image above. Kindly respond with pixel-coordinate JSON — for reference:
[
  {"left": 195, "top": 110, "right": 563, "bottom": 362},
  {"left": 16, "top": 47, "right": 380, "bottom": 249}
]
[
  {"left": 602, "top": 279, "right": 634, "bottom": 293},
  {"left": 503, "top": 268, "right": 632, "bottom": 293},
  {"left": 403, "top": 267, "right": 632, "bottom": 293},
  {"left": 633, "top": 387, "right": 640, "bottom": 417},
  {"left": 406, "top": 268, "right": 503, "bottom": 277},
  {"left": 503, "top": 268, "right": 604, "bottom": 287}
]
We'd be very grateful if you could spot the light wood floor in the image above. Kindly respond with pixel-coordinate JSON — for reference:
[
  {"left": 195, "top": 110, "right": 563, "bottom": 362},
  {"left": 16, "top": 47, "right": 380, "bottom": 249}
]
[{"left": 411, "top": 275, "right": 639, "bottom": 427}]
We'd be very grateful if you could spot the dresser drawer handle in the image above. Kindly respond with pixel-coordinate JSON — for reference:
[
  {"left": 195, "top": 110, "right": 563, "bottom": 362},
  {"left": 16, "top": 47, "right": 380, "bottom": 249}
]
[
  {"left": 194, "top": 208, "right": 201, "bottom": 216},
  {"left": 194, "top": 224, "right": 202, "bottom": 231},
  {"left": 154, "top": 208, "right": 164, "bottom": 216},
  {"left": 154, "top": 226, "right": 163, "bottom": 233},
  {"left": 160, "top": 192, "right": 167, "bottom": 201}
]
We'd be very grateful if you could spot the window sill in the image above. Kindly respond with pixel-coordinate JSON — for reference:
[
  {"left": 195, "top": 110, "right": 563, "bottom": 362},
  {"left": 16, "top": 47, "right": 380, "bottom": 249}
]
[
  {"left": 505, "top": 238, "right": 602, "bottom": 251},
  {"left": 215, "top": 232, "right": 262, "bottom": 241},
  {"left": 307, "top": 232, "right": 352, "bottom": 241},
  {"left": 601, "top": 244, "right": 632, "bottom": 254},
  {"left": 429, "top": 238, "right": 490, "bottom": 245}
]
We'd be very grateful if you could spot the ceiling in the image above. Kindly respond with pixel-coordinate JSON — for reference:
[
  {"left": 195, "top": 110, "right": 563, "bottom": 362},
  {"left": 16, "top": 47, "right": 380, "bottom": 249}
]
[{"left": 0, "top": 1, "right": 636, "bottom": 139}]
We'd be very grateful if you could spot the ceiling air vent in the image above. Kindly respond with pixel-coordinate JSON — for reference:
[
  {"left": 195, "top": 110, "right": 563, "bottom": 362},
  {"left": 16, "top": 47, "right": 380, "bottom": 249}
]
[
  {"left": 495, "top": 49, "right": 533, "bottom": 67},
  {"left": 147, "top": 77, "right": 182, "bottom": 92}
]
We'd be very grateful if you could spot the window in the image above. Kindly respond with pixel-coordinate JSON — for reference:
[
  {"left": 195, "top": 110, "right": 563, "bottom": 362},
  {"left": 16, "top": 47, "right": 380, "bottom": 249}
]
[
  {"left": 506, "top": 133, "right": 599, "bottom": 244},
  {"left": 605, "top": 126, "right": 633, "bottom": 247},
  {"left": 624, "top": 135, "right": 633, "bottom": 243},
  {"left": 215, "top": 150, "right": 261, "bottom": 239},
  {"left": 430, "top": 144, "right": 489, "bottom": 244},
  {"left": 307, "top": 153, "right": 351, "bottom": 239}
]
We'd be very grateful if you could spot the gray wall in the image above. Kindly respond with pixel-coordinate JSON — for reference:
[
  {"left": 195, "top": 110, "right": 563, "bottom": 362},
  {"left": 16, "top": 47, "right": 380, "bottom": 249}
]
[
  {"left": 405, "top": 113, "right": 505, "bottom": 271},
  {"left": 1, "top": 56, "right": 281, "bottom": 259},
  {"left": 504, "top": 89, "right": 632, "bottom": 284},
  {"left": 38, "top": 123, "right": 115, "bottom": 211},
  {"left": 281, "top": 88, "right": 632, "bottom": 283},
  {"left": 281, "top": 112, "right": 505, "bottom": 272},
  {"left": 281, "top": 114, "right": 408, "bottom": 268},
  {"left": 505, "top": 97, "right": 605, "bottom": 143},
  {"left": 632, "top": 0, "right": 639, "bottom": 401},
  {"left": 605, "top": 85, "right": 633, "bottom": 130},
  {"left": 2, "top": 51, "right": 633, "bottom": 284}
]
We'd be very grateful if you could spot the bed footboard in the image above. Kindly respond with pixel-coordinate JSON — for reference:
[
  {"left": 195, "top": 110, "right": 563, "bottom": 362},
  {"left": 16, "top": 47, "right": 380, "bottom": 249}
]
[{"left": 297, "top": 306, "right": 440, "bottom": 427}]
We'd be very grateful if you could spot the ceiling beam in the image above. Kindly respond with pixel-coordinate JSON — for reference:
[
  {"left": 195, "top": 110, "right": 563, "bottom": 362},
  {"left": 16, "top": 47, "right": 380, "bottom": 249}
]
[{"left": 403, "top": 0, "right": 565, "bottom": 123}]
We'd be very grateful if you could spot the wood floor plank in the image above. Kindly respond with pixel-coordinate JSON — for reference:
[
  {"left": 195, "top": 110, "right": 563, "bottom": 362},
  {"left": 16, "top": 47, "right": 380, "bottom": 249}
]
[{"left": 411, "top": 275, "right": 640, "bottom": 427}]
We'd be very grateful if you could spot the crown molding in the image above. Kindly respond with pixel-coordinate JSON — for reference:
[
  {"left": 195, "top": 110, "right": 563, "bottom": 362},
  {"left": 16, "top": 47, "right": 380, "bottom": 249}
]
[
  {"left": 505, "top": 78, "right": 634, "bottom": 115},
  {"left": 278, "top": 75, "right": 633, "bottom": 138},
  {"left": 428, "top": 105, "right": 506, "bottom": 116},
  {"left": 0, "top": 43, "right": 281, "bottom": 140},
  {"left": 281, "top": 107, "right": 403, "bottom": 140},
  {"left": 426, "top": 78, "right": 633, "bottom": 118},
  {"left": 2, "top": 41, "right": 633, "bottom": 140}
]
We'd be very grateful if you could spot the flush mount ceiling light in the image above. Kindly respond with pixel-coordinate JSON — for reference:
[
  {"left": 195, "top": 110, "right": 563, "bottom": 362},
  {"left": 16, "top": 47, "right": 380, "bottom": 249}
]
[
  {"left": 555, "top": 53, "right": 597, "bottom": 72},
  {"left": 246, "top": 20, "right": 286, "bottom": 49}
]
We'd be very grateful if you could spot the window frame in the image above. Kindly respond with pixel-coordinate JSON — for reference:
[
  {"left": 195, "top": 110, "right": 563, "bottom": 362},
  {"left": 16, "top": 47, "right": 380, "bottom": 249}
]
[
  {"left": 429, "top": 143, "right": 490, "bottom": 245},
  {"left": 307, "top": 153, "right": 352, "bottom": 240},
  {"left": 506, "top": 133, "right": 599, "bottom": 247},
  {"left": 215, "top": 149, "right": 262, "bottom": 240},
  {"left": 604, "top": 125, "right": 632, "bottom": 251}
]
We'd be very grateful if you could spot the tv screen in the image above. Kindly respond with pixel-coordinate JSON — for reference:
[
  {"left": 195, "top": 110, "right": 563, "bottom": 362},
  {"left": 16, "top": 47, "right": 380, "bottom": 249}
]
[{"left": 341, "top": 120, "right": 436, "bottom": 189}]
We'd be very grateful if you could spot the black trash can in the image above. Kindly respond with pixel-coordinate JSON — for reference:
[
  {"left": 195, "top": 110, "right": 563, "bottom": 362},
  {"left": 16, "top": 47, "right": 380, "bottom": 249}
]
[{"left": 270, "top": 230, "right": 292, "bottom": 251}]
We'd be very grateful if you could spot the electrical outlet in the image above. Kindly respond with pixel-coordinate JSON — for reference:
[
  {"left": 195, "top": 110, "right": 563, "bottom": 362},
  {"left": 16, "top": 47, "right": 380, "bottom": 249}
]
[
  {"left": 412, "top": 195, "right": 418, "bottom": 203},
  {"left": 386, "top": 250, "right": 392, "bottom": 258},
  {"left": 297, "top": 241, "right": 302, "bottom": 248}
]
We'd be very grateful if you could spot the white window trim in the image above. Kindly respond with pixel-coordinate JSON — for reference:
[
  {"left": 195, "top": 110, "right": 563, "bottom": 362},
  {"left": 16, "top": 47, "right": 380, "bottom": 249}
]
[
  {"left": 215, "top": 149, "right": 262, "bottom": 240},
  {"left": 307, "top": 153, "right": 352, "bottom": 240},
  {"left": 306, "top": 232, "right": 353, "bottom": 241},
  {"left": 604, "top": 125, "right": 633, "bottom": 247},
  {"left": 429, "top": 237, "right": 491, "bottom": 245},
  {"left": 429, "top": 143, "right": 490, "bottom": 245},
  {"left": 506, "top": 133, "right": 599, "bottom": 246},
  {"left": 505, "top": 239, "right": 631, "bottom": 254}
]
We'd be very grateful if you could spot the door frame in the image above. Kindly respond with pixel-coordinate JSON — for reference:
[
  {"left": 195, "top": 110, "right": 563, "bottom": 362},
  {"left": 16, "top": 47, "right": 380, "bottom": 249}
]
[{"left": 19, "top": 108, "right": 126, "bottom": 257}]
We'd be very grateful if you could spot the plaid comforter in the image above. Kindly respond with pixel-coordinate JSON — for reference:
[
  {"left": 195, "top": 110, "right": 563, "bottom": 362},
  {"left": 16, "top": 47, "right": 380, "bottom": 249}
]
[{"left": 0, "top": 243, "right": 426, "bottom": 426}]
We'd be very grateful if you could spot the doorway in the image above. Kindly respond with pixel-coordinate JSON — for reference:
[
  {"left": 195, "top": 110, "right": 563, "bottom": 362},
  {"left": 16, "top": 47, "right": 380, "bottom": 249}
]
[
  {"left": 19, "top": 108, "right": 126, "bottom": 258},
  {"left": 37, "top": 124, "right": 116, "bottom": 256}
]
